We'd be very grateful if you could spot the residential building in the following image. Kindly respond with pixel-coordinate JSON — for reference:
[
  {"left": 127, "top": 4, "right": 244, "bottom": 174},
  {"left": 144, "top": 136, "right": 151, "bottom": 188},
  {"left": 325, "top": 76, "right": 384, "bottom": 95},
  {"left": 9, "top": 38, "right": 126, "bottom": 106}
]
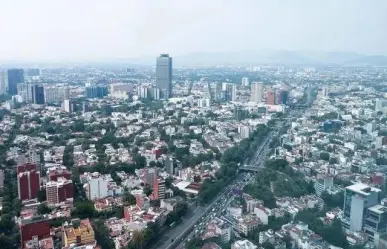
[
  {"left": 17, "top": 163, "right": 40, "bottom": 201},
  {"left": 63, "top": 87, "right": 72, "bottom": 113},
  {"left": 86, "top": 173, "right": 108, "bottom": 200},
  {"left": 314, "top": 175, "right": 334, "bottom": 196},
  {"left": 236, "top": 216, "right": 261, "bottom": 235},
  {"left": 364, "top": 201, "right": 387, "bottom": 246},
  {"left": 234, "top": 106, "right": 248, "bottom": 121},
  {"left": 7, "top": 68, "right": 24, "bottom": 95},
  {"left": 250, "top": 82, "right": 263, "bottom": 103},
  {"left": 47, "top": 166, "right": 71, "bottom": 181},
  {"left": 267, "top": 89, "right": 276, "bottom": 105},
  {"left": 242, "top": 77, "right": 249, "bottom": 87},
  {"left": 0, "top": 70, "right": 8, "bottom": 94},
  {"left": 44, "top": 86, "right": 66, "bottom": 103},
  {"left": 63, "top": 219, "right": 95, "bottom": 247},
  {"left": 231, "top": 239, "right": 258, "bottom": 249},
  {"left": 46, "top": 178, "right": 73, "bottom": 205},
  {"left": 156, "top": 54, "right": 173, "bottom": 99},
  {"left": 342, "top": 183, "right": 381, "bottom": 232},
  {"left": 20, "top": 217, "right": 51, "bottom": 248},
  {"left": 85, "top": 85, "right": 108, "bottom": 98}
]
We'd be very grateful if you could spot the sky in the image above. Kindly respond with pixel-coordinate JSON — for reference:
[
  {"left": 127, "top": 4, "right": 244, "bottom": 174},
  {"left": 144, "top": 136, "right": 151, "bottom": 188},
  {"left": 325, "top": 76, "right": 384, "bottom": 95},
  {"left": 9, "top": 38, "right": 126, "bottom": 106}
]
[{"left": 0, "top": 0, "right": 386, "bottom": 61}]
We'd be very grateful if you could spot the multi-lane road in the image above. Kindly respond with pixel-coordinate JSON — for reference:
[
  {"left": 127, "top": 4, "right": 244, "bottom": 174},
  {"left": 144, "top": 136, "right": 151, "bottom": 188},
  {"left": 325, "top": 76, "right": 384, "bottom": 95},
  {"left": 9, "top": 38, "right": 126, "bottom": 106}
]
[{"left": 152, "top": 105, "right": 306, "bottom": 249}]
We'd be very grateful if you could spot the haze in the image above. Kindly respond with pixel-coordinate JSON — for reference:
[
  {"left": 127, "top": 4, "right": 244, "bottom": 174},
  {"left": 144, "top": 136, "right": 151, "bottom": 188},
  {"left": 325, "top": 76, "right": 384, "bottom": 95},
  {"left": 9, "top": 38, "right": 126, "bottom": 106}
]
[{"left": 1, "top": 0, "right": 387, "bottom": 62}]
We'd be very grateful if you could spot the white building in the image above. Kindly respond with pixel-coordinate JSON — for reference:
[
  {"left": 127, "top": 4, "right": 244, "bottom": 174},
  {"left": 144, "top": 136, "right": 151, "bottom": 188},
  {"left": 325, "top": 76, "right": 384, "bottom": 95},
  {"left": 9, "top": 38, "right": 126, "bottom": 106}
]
[
  {"left": 242, "top": 77, "right": 249, "bottom": 87},
  {"left": 250, "top": 82, "right": 263, "bottom": 103},
  {"left": 0, "top": 71, "right": 8, "bottom": 94},
  {"left": 231, "top": 239, "right": 257, "bottom": 249},
  {"left": 86, "top": 174, "right": 109, "bottom": 200}
]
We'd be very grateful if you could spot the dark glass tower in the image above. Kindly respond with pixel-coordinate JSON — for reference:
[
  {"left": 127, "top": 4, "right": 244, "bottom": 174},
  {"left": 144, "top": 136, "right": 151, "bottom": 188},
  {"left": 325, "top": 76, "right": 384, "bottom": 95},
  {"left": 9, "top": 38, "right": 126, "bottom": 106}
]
[
  {"left": 7, "top": 69, "right": 24, "bottom": 95},
  {"left": 156, "top": 54, "right": 172, "bottom": 99}
]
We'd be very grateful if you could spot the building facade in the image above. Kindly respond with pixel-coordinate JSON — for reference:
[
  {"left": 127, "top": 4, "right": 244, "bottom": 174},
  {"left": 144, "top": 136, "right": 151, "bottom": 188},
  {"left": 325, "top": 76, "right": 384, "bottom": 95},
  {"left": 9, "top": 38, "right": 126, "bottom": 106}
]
[
  {"left": 156, "top": 54, "right": 173, "bottom": 99},
  {"left": 7, "top": 68, "right": 24, "bottom": 95},
  {"left": 250, "top": 82, "right": 263, "bottom": 103}
]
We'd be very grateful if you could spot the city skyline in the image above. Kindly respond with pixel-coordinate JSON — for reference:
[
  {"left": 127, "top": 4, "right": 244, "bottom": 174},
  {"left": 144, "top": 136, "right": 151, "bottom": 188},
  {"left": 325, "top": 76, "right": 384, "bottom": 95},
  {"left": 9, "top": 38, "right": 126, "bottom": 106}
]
[{"left": 0, "top": 0, "right": 387, "bottom": 62}]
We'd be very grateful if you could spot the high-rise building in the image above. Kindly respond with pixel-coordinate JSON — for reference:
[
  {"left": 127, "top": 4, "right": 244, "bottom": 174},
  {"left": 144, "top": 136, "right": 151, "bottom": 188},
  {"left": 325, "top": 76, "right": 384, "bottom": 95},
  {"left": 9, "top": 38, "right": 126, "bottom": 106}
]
[
  {"left": 238, "top": 125, "right": 251, "bottom": 139},
  {"left": 234, "top": 106, "right": 248, "bottom": 121},
  {"left": 44, "top": 86, "right": 67, "bottom": 104},
  {"left": 47, "top": 166, "right": 71, "bottom": 181},
  {"left": 156, "top": 54, "right": 173, "bottom": 99},
  {"left": 210, "top": 82, "right": 223, "bottom": 101},
  {"left": 266, "top": 89, "right": 276, "bottom": 105},
  {"left": 46, "top": 178, "right": 73, "bottom": 204},
  {"left": 87, "top": 175, "right": 108, "bottom": 200},
  {"left": 152, "top": 177, "right": 166, "bottom": 200},
  {"left": 278, "top": 90, "right": 289, "bottom": 105},
  {"left": 32, "top": 84, "right": 45, "bottom": 104},
  {"left": 63, "top": 87, "right": 72, "bottom": 113},
  {"left": 165, "top": 157, "right": 174, "bottom": 175},
  {"left": 7, "top": 68, "right": 24, "bottom": 95},
  {"left": 137, "top": 86, "right": 148, "bottom": 98},
  {"left": 342, "top": 183, "right": 381, "bottom": 232},
  {"left": 250, "top": 82, "right": 263, "bottom": 103},
  {"left": 17, "top": 163, "right": 40, "bottom": 201},
  {"left": 85, "top": 85, "right": 108, "bottom": 98},
  {"left": 242, "top": 77, "right": 249, "bottom": 87},
  {"left": 0, "top": 71, "right": 8, "bottom": 94},
  {"left": 0, "top": 169, "right": 4, "bottom": 190}
]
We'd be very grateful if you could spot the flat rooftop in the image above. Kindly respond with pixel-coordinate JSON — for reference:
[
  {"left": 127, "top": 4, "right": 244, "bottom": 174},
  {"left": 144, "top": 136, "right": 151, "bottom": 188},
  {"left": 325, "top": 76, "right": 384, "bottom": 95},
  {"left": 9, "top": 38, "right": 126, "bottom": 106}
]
[
  {"left": 368, "top": 204, "right": 387, "bottom": 214},
  {"left": 346, "top": 182, "right": 381, "bottom": 196}
]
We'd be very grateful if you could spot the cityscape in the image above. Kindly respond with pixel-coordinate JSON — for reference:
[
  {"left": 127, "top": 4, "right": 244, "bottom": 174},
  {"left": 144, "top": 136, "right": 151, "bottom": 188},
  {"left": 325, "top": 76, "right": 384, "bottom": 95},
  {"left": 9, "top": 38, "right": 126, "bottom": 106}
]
[{"left": 1, "top": 1, "right": 387, "bottom": 249}]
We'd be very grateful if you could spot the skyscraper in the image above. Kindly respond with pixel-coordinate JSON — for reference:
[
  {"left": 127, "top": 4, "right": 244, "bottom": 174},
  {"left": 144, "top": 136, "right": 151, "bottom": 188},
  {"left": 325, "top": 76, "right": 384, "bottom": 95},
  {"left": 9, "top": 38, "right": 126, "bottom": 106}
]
[
  {"left": 267, "top": 89, "right": 276, "bottom": 105},
  {"left": 7, "top": 68, "right": 24, "bottom": 95},
  {"left": 0, "top": 71, "right": 8, "bottom": 94},
  {"left": 250, "top": 82, "right": 263, "bottom": 103},
  {"left": 156, "top": 54, "right": 172, "bottom": 99},
  {"left": 242, "top": 77, "right": 249, "bottom": 87},
  {"left": 32, "top": 84, "right": 45, "bottom": 104}
]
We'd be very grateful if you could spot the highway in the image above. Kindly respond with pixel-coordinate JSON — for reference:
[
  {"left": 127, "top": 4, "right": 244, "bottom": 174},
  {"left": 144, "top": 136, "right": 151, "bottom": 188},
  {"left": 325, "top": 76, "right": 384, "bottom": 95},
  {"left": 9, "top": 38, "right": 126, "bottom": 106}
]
[{"left": 152, "top": 103, "right": 307, "bottom": 249}]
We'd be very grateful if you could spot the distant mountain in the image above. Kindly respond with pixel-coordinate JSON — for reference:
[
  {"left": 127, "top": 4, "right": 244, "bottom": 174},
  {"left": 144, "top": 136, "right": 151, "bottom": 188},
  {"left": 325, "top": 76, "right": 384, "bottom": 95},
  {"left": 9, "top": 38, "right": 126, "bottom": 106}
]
[{"left": 166, "top": 50, "right": 387, "bottom": 66}]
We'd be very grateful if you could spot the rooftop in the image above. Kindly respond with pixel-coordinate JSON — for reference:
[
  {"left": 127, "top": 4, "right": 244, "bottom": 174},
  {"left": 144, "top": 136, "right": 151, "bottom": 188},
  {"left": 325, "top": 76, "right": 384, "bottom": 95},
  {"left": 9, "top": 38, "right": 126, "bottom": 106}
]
[{"left": 346, "top": 182, "right": 381, "bottom": 196}]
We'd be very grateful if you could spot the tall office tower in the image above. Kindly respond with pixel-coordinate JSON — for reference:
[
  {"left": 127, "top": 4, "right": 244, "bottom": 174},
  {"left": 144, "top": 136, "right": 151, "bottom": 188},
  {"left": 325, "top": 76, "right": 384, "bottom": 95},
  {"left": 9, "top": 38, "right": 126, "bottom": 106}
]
[
  {"left": 0, "top": 71, "right": 8, "bottom": 94},
  {"left": 266, "top": 89, "right": 276, "bottom": 105},
  {"left": 7, "top": 68, "right": 24, "bottom": 95},
  {"left": 250, "top": 82, "right": 263, "bottom": 103},
  {"left": 278, "top": 90, "right": 289, "bottom": 105},
  {"left": 232, "top": 84, "right": 237, "bottom": 101},
  {"left": 17, "top": 163, "right": 40, "bottom": 201},
  {"left": 242, "top": 77, "right": 249, "bottom": 87},
  {"left": 63, "top": 87, "right": 72, "bottom": 113},
  {"left": 342, "top": 183, "right": 381, "bottom": 232},
  {"left": 156, "top": 54, "right": 173, "bottom": 99},
  {"left": 32, "top": 84, "right": 45, "bottom": 104}
]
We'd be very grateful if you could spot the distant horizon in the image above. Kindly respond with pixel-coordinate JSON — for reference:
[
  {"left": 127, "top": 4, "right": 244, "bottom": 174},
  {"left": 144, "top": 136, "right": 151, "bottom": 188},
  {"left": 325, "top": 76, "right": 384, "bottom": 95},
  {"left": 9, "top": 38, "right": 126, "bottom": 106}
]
[
  {"left": 1, "top": 1, "right": 386, "bottom": 62},
  {"left": 1, "top": 49, "right": 387, "bottom": 65}
]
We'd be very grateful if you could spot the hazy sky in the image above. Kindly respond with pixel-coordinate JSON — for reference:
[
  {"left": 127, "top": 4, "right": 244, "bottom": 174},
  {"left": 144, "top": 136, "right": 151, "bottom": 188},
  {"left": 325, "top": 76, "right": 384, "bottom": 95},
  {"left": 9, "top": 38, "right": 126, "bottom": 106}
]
[{"left": 0, "top": 0, "right": 386, "bottom": 61}]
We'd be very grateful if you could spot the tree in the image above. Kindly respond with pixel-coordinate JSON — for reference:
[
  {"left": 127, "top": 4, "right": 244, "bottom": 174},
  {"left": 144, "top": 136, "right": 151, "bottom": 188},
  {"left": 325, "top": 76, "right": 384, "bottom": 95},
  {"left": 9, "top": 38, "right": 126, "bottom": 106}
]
[
  {"left": 37, "top": 188, "right": 47, "bottom": 202},
  {"left": 93, "top": 220, "right": 115, "bottom": 249},
  {"left": 124, "top": 192, "right": 137, "bottom": 205},
  {"left": 37, "top": 203, "right": 52, "bottom": 215},
  {"left": 143, "top": 184, "right": 153, "bottom": 197},
  {"left": 320, "top": 152, "right": 330, "bottom": 161}
]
